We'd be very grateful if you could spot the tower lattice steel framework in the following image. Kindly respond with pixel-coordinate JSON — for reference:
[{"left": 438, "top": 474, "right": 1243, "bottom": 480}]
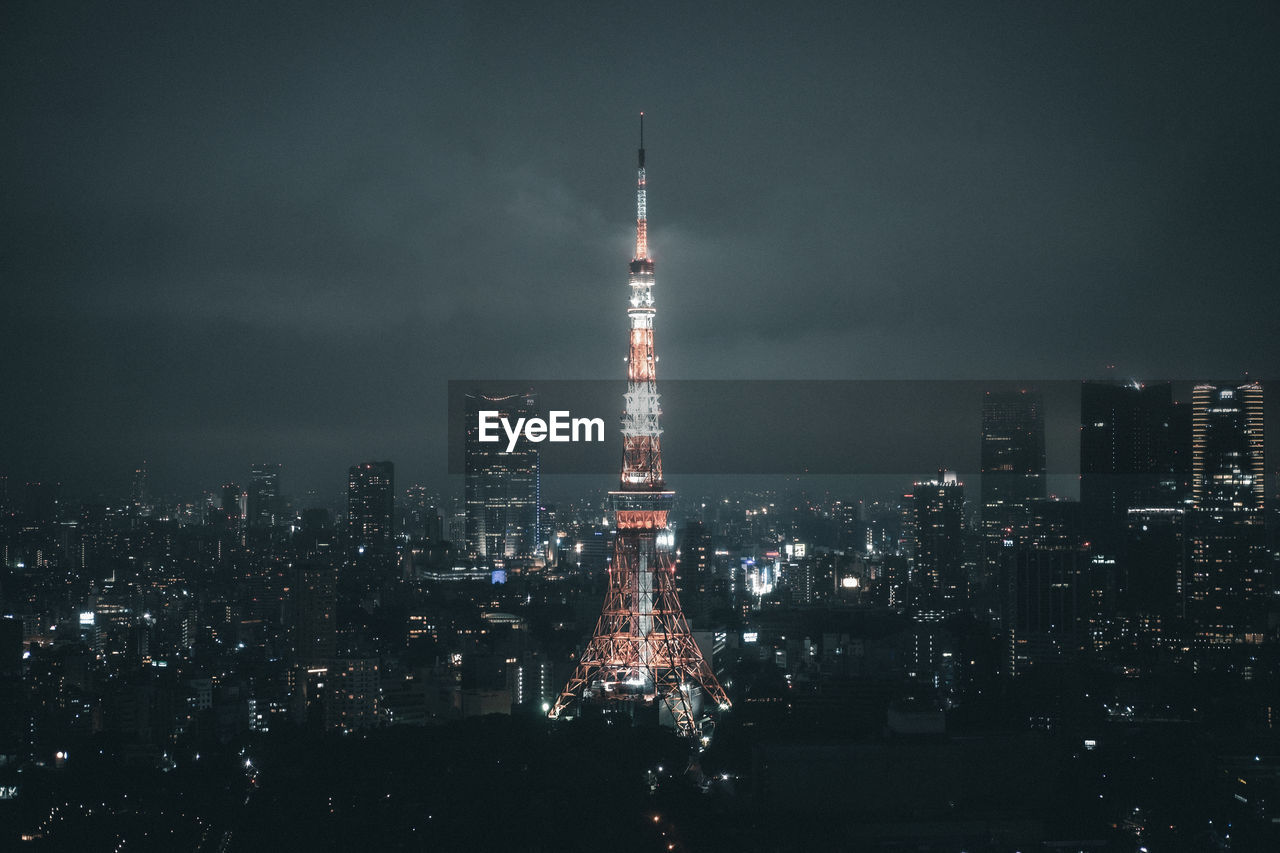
[{"left": 549, "top": 116, "right": 730, "bottom": 738}]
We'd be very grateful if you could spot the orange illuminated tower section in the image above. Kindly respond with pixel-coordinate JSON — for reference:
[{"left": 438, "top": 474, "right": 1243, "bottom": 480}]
[{"left": 549, "top": 116, "right": 730, "bottom": 738}]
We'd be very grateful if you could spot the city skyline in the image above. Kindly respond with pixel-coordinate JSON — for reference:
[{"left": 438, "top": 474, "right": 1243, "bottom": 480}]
[
  {"left": 7, "top": 376, "right": 1276, "bottom": 510},
  {"left": 5, "top": 2, "right": 1279, "bottom": 497},
  {"left": 4, "top": 6, "right": 1280, "bottom": 846}
]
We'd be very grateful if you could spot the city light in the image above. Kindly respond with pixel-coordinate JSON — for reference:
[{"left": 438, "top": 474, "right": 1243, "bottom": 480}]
[{"left": 1, "top": 13, "right": 1274, "bottom": 847}]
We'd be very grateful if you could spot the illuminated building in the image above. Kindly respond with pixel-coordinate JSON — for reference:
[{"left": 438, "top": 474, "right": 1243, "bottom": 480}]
[
  {"left": 1191, "top": 382, "right": 1264, "bottom": 512},
  {"left": 1004, "top": 545, "right": 1083, "bottom": 675},
  {"left": 325, "top": 658, "right": 380, "bottom": 732},
  {"left": 911, "top": 470, "right": 967, "bottom": 611},
  {"left": 980, "top": 390, "right": 1046, "bottom": 542},
  {"left": 403, "top": 484, "right": 442, "bottom": 541},
  {"left": 247, "top": 462, "right": 281, "bottom": 529},
  {"left": 463, "top": 391, "right": 540, "bottom": 563},
  {"left": 549, "top": 118, "right": 730, "bottom": 737},
  {"left": 1122, "top": 506, "right": 1186, "bottom": 640},
  {"left": 77, "top": 503, "right": 110, "bottom": 574},
  {"left": 292, "top": 563, "right": 337, "bottom": 667},
  {"left": 674, "top": 519, "right": 716, "bottom": 619},
  {"left": 219, "top": 483, "right": 242, "bottom": 527},
  {"left": 908, "top": 471, "right": 966, "bottom": 687},
  {"left": 296, "top": 508, "right": 335, "bottom": 558},
  {"left": 674, "top": 520, "right": 712, "bottom": 591},
  {"left": 1080, "top": 380, "right": 1181, "bottom": 553},
  {"left": 1000, "top": 500, "right": 1089, "bottom": 673},
  {"left": 1187, "top": 382, "right": 1266, "bottom": 644},
  {"left": 129, "top": 460, "right": 149, "bottom": 516},
  {"left": 348, "top": 461, "right": 395, "bottom": 557}
]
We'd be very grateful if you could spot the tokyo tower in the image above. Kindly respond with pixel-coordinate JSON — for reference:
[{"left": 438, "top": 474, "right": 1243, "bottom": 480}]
[{"left": 549, "top": 116, "right": 731, "bottom": 738}]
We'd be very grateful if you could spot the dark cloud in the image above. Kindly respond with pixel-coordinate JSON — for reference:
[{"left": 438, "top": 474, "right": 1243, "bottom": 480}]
[{"left": 3, "top": 1, "right": 1278, "bottom": 499}]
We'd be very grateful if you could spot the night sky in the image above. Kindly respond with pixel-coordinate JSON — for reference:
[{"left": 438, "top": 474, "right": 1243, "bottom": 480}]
[{"left": 4, "top": 1, "right": 1278, "bottom": 501}]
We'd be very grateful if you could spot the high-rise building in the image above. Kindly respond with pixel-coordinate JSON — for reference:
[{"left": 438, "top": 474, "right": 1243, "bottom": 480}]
[
  {"left": 348, "top": 461, "right": 395, "bottom": 557},
  {"left": 130, "top": 460, "right": 149, "bottom": 515},
  {"left": 674, "top": 520, "right": 713, "bottom": 595},
  {"left": 1004, "top": 545, "right": 1084, "bottom": 675},
  {"left": 911, "top": 470, "right": 967, "bottom": 611},
  {"left": 77, "top": 503, "right": 110, "bottom": 575},
  {"left": 464, "top": 392, "right": 540, "bottom": 563},
  {"left": 1186, "top": 382, "right": 1266, "bottom": 645},
  {"left": 908, "top": 472, "right": 966, "bottom": 690},
  {"left": 292, "top": 562, "right": 337, "bottom": 667},
  {"left": 1123, "top": 506, "right": 1186, "bottom": 623},
  {"left": 296, "top": 508, "right": 335, "bottom": 559},
  {"left": 980, "top": 390, "right": 1046, "bottom": 542},
  {"left": 1191, "top": 382, "right": 1264, "bottom": 512},
  {"left": 999, "top": 498, "right": 1093, "bottom": 673},
  {"left": 403, "top": 484, "right": 441, "bottom": 541},
  {"left": 219, "top": 482, "right": 242, "bottom": 527},
  {"left": 1080, "top": 381, "right": 1180, "bottom": 553},
  {"left": 247, "top": 463, "right": 281, "bottom": 529}
]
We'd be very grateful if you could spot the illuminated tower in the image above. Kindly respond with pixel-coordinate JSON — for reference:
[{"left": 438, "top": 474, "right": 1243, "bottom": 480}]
[{"left": 550, "top": 117, "right": 730, "bottom": 738}]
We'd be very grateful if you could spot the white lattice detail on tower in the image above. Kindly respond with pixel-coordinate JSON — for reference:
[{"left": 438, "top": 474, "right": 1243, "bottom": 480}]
[{"left": 622, "top": 385, "right": 663, "bottom": 437}]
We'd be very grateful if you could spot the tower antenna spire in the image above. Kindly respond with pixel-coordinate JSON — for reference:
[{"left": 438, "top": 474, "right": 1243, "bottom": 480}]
[{"left": 634, "top": 112, "right": 648, "bottom": 260}]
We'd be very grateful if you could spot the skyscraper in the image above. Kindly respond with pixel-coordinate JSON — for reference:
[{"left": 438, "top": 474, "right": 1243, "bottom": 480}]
[
  {"left": 130, "top": 460, "right": 149, "bottom": 515},
  {"left": 348, "top": 461, "right": 395, "bottom": 557},
  {"left": 997, "top": 497, "right": 1089, "bottom": 673},
  {"left": 464, "top": 391, "right": 540, "bottom": 563},
  {"left": 292, "top": 562, "right": 337, "bottom": 667},
  {"left": 1004, "top": 543, "right": 1084, "bottom": 675},
  {"left": 911, "top": 470, "right": 967, "bottom": 611},
  {"left": 247, "top": 463, "right": 281, "bottom": 529},
  {"left": 218, "top": 483, "right": 242, "bottom": 528},
  {"left": 980, "top": 390, "right": 1046, "bottom": 542},
  {"left": 1186, "top": 382, "right": 1266, "bottom": 644},
  {"left": 403, "top": 484, "right": 441, "bottom": 541},
  {"left": 1123, "top": 506, "right": 1186, "bottom": 625},
  {"left": 1191, "top": 382, "right": 1264, "bottom": 512},
  {"left": 1080, "top": 381, "right": 1180, "bottom": 553},
  {"left": 910, "top": 471, "right": 966, "bottom": 688}
]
